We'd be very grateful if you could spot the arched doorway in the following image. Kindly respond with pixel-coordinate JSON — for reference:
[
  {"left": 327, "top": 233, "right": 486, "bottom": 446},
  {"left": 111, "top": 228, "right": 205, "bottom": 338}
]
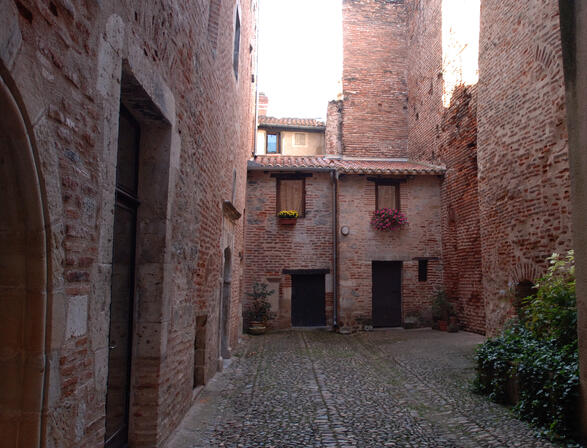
[{"left": 0, "top": 75, "right": 48, "bottom": 447}]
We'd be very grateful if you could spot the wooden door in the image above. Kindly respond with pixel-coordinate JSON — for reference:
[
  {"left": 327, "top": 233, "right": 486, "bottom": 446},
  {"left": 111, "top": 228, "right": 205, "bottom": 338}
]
[
  {"left": 291, "top": 274, "right": 325, "bottom": 326},
  {"left": 372, "top": 261, "right": 402, "bottom": 327},
  {"left": 106, "top": 106, "right": 139, "bottom": 448}
]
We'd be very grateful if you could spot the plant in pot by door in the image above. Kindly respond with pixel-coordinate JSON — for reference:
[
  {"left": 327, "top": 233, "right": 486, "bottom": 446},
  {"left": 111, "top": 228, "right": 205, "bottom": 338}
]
[
  {"left": 431, "top": 291, "right": 453, "bottom": 331},
  {"left": 244, "top": 282, "right": 276, "bottom": 335},
  {"left": 277, "top": 209, "right": 299, "bottom": 225}
]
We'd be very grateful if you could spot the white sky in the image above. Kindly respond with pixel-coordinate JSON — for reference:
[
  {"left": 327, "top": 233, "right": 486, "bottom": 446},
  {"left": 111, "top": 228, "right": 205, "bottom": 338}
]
[{"left": 257, "top": 0, "right": 343, "bottom": 120}]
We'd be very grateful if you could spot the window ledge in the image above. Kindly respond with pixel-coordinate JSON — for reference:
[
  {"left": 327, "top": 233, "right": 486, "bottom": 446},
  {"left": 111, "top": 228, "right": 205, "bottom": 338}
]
[{"left": 223, "top": 200, "right": 242, "bottom": 221}]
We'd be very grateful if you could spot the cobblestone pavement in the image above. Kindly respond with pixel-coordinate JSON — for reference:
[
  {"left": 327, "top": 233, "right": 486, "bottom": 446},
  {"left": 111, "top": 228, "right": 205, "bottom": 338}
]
[{"left": 168, "top": 329, "right": 557, "bottom": 448}]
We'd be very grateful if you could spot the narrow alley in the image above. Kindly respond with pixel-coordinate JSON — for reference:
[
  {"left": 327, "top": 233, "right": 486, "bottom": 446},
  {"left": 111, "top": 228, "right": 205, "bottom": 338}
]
[{"left": 169, "top": 330, "right": 555, "bottom": 448}]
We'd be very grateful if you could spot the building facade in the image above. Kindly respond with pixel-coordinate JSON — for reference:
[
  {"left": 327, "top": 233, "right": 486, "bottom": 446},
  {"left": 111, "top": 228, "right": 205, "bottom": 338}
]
[{"left": 0, "top": 0, "right": 256, "bottom": 447}]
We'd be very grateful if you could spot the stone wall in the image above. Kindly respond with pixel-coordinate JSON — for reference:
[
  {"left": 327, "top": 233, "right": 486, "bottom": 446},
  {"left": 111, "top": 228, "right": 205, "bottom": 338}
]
[
  {"left": 477, "top": 0, "right": 572, "bottom": 334},
  {"left": 341, "top": 0, "right": 408, "bottom": 158},
  {"left": 0, "top": 0, "right": 256, "bottom": 446},
  {"left": 244, "top": 171, "right": 334, "bottom": 329}
]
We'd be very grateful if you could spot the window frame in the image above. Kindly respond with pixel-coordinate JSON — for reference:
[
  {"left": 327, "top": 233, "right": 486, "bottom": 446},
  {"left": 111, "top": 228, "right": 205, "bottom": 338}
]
[
  {"left": 232, "top": 9, "right": 241, "bottom": 79},
  {"left": 375, "top": 180, "right": 401, "bottom": 211},
  {"left": 266, "top": 131, "right": 281, "bottom": 154},
  {"left": 418, "top": 259, "right": 428, "bottom": 282},
  {"left": 274, "top": 175, "right": 307, "bottom": 217}
]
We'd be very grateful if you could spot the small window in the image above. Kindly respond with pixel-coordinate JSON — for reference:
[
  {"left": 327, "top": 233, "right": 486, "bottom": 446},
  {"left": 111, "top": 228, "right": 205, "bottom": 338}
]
[
  {"left": 277, "top": 179, "right": 305, "bottom": 216},
  {"left": 266, "top": 132, "right": 280, "bottom": 154},
  {"left": 376, "top": 183, "right": 400, "bottom": 210},
  {"left": 418, "top": 260, "right": 428, "bottom": 282},
  {"left": 233, "top": 10, "right": 240, "bottom": 78},
  {"left": 293, "top": 133, "right": 306, "bottom": 146}
]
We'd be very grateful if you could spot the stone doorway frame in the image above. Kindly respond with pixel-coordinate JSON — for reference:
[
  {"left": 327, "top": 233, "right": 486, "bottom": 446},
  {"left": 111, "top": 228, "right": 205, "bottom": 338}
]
[{"left": 0, "top": 71, "right": 48, "bottom": 448}]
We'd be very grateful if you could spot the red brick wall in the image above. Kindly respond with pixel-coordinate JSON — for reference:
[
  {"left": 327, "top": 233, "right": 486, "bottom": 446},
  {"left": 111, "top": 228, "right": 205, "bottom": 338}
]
[
  {"left": 244, "top": 171, "right": 334, "bottom": 328},
  {"left": 405, "top": 0, "right": 484, "bottom": 333},
  {"left": 342, "top": 0, "right": 408, "bottom": 158},
  {"left": 326, "top": 99, "right": 343, "bottom": 156},
  {"left": 478, "top": 0, "right": 572, "bottom": 334},
  {"left": 1, "top": 0, "right": 256, "bottom": 446},
  {"left": 337, "top": 175, "right": 443, "bottom": 329}
]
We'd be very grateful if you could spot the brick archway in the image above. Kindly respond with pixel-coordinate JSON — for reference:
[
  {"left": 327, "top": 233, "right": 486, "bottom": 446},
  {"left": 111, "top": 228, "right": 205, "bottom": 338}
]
[{"left": 0, "top": 74, "right": 48, "bottom": 447}]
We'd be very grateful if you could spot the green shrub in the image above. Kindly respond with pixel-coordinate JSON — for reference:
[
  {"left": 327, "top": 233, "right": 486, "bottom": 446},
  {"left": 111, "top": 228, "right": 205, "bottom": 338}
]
[{"left": 474, "top": 251, "right": 579, "bottom": 442}]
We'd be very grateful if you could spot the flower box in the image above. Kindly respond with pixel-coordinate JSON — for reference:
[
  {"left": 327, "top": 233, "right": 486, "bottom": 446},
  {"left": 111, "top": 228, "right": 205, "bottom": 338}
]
[
  {"left": 277, "top": 209, "right": 299, "bottom": 225},
  {"left": 371, "top": 208, "right": 408, "bottom": 231}
]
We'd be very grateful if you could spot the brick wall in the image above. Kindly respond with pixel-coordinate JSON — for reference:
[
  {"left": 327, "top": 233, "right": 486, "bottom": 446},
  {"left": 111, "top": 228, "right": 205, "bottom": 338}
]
[
  {"left": 0, "top": 0, "right": 256, "bottom": 446},
  {"left": 405, "top": 0, "right": 484, "bottom": 333},
  {"left": 341, "top": 0, "right": 408, "bottom": 158},
  {"left": 337, "top": 175, "right": 443, "bottom": 329},
  {"left": 244, "top": 171, "right": 334, "bottom": 328},
  {"left": 477, "top": 0, "right": 572, "bottom": 334}
]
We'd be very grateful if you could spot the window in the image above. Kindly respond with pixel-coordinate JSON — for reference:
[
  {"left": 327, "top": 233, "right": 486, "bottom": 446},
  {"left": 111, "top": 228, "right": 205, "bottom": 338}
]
[
  {"left": 233, "top": 10, "right": 240, "bottom": 78},
  {"left": 418, "top": 260, "right": 428, "bottom": 282},
  {"left": 277, "top": 179, "right": 305, "bottom": 216},
  {"left": 266, "top": 132, "right": 280, "bottom": 154},
  {"left": 376, "top": 182, "right": 400, "bottom": 210},
  {"left": 293, "top": 133, "right": 306, "bottom": 146}
]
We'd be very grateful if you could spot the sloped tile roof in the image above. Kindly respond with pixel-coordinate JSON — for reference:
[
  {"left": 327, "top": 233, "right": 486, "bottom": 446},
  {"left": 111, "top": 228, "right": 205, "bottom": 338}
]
[
  {"left": 248, "top": 155, "right": 446, "bottom": 175},
  {"left": 258, "top": 116, "right": 326, "bottom": 129}
]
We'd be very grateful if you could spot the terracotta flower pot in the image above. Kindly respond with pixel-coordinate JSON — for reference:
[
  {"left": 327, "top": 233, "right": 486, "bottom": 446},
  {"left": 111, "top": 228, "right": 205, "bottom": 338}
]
[{"left": 278, "top": 218, "right": 297, "bottom": 225}]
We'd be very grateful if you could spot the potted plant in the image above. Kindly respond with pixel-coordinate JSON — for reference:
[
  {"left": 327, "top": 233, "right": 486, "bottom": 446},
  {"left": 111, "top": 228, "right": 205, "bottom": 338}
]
[
  {"left": 431, "top": 291, "right": 453, "bottom": 331},
  {"left": 244, "top": 282, "right": 276, "bottom": 335},
  {"left": 371, "top": 208, "right": 408, "bottom": 231},
  {"left": 277, "top": 209, "right": 299, "bottom": 225}
]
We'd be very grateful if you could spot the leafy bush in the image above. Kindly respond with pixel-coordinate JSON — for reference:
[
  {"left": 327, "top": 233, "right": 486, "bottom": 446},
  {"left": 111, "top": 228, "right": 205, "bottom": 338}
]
[
  {"left": 474, "top": 252, "right": 579, "bottom": 441},
  {"left": 431, "top": 290, "right": 454, "bottom": 321},
  {"left": 244, "top": 282, "right": 276, "bottom": 324}
]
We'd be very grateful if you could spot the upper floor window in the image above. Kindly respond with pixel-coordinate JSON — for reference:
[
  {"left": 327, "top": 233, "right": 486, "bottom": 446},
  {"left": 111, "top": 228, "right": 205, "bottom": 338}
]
[
  {"left": 293, "top": 133, "right": 307, "bottom": 146},
  {"left": 376, "top": 182, "right": 400, "bottom": 210},
  {"left": 266, "top": 132, "right": 280, "bottom": 154},
  {"left": 233, "top": 10, "right": 241, "bottom": 79},
  {"left": 277, "top": 178, "right": 305, "bottom": 217}
]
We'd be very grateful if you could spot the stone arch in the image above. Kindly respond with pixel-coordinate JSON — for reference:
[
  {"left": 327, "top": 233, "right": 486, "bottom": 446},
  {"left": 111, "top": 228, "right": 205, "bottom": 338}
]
[{"left": 0, "top": 74, "right": 48, "bottom": 447}]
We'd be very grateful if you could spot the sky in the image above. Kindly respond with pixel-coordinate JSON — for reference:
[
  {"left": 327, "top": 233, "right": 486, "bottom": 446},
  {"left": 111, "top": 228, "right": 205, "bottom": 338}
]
[{"left": 257, "top": 0, "right": 343, "bottom": 120}]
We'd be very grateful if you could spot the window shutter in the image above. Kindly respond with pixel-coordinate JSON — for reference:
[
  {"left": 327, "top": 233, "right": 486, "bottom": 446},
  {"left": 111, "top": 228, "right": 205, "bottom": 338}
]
[
  {"left": 279, "top": 179, "right": 304, "bottom": 214},
  {"left": 377, "top": 184, "right": 396, "bottom": 209}
]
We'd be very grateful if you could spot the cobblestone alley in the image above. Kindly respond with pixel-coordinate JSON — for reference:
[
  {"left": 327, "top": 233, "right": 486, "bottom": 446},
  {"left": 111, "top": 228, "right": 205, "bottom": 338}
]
[{"left": 168, "top": 329, "right": 556, "bottom": 448}]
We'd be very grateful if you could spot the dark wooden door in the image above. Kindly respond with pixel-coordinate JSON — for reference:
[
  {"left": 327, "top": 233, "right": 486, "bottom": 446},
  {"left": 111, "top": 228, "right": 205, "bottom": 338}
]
[
  {"left": 372, "top": 261, "right": 402, "bottom": 327},
  {"left": 291, "top": 274, "right": 325, "bottom": 326},
  {"left": 106, "top": 106, "right": 140, "bottom": 448}
]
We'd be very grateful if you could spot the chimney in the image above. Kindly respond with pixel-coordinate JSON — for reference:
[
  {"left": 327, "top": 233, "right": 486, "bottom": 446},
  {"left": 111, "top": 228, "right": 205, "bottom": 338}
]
[{"left": 258, "top": 92, "right": 268, "bottom": 116}]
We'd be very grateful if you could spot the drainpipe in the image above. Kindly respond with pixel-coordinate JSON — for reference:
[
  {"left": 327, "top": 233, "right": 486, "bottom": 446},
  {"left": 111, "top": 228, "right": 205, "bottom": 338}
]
[{"left": 331, "top": 169, "right": 339, "bottom": 328}]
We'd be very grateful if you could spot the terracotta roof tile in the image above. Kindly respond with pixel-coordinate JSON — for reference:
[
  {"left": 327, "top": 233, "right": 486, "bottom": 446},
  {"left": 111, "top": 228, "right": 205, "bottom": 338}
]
[
  {"left": 248, "top": 155, "right": 446, "bottom": 175},
  {"left": 258, "top": 116, "right": 326, "bottom": 129}
]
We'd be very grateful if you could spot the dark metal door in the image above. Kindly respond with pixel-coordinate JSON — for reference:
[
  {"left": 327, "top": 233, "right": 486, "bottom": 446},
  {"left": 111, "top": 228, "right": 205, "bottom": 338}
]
[
  {"left": 291, "top": 274, "right": 326, "bottom": 326},
  {"left": 372, "top": 261, "right": 402, "bottom": 327},
  {"left": 106, "top": 106, "right": 140, "bottom": 448}
]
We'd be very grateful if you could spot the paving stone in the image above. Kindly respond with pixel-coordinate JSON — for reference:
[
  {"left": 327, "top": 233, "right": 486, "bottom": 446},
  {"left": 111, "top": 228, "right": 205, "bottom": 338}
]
[{"left": 167, "top": 329, "right": 559, "bottom": 448}]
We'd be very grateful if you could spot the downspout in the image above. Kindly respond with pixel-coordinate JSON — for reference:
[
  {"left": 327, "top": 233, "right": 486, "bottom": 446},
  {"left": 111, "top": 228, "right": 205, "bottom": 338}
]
[{"left": 331, "top": 169, "right": 339, "bottom": 328}]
